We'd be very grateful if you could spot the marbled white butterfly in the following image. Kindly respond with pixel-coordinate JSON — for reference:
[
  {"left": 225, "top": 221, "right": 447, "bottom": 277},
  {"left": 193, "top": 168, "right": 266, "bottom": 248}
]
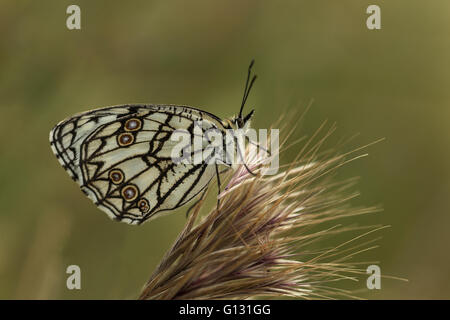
[{"left": 49, "top": 61, "right": 257, "bottom": 225}]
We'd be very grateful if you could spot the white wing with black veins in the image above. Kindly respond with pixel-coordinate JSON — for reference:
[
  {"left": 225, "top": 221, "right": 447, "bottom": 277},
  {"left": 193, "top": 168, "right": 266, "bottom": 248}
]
[{"left": 50, "top": 104, "right": 225, "bottom": 225}]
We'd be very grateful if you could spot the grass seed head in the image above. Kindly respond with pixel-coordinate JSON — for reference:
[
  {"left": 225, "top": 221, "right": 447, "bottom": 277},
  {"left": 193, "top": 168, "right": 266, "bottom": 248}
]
[{"left": 139, "top": 122, "right": 382, "bottom": 300}]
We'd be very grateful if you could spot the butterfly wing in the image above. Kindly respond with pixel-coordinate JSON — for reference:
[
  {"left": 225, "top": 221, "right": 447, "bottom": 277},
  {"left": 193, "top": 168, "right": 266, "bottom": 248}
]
[{"left": 50, "top": 104, "right": 224, "bottom": 225}]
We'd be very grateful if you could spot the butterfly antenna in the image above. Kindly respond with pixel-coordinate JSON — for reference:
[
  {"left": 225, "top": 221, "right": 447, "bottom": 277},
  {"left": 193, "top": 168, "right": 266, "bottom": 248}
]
[{"left": 239, "top": 60, "right": 257, "bottom": 119}]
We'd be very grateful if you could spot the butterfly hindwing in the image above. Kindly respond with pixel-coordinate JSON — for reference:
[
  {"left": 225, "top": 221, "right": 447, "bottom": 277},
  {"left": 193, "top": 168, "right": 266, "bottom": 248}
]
[{"left": 50, "top": 104, "right": 225, "bottom": 225}]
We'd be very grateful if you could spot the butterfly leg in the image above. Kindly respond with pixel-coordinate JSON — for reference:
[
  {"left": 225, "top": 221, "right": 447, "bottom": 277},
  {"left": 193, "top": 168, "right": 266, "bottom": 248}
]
[
  {"left": 185, "top": 187, "right": 208, "bottom": 218},
  {"left": 219, "top": 167, "right": 231, "bottom": 174},
  {"left": 235, "top": 139, "right": 257, "bottom": 176},
  {"left": 184, "top": 162, "right": 223, "bottom": 218},
  {"left": 245, "top": 134, "right": 271, "bottom": 157},
  {"left": 215, "top": 162, "right": 221, "bottom": 211}
]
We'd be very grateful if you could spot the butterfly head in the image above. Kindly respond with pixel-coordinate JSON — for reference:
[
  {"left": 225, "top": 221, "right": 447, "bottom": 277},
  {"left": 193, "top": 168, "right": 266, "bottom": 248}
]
[
  {"left": 221, "top": 109, "right": 254, "bottom": 132},
  {"left": 234, "top": 109, "right": 255, "bottom": 130}
]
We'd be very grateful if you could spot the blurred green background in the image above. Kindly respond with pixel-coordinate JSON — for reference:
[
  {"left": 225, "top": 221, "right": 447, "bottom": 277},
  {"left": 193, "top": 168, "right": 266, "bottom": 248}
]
[{"left": 1, "top": 0, "right": 449, "bottom": 299}]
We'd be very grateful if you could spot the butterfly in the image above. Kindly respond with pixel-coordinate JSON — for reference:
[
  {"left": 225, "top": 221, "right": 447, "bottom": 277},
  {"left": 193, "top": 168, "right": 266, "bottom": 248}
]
[{"left": 49, "top": 61, "right": 258, "bottom": 225}]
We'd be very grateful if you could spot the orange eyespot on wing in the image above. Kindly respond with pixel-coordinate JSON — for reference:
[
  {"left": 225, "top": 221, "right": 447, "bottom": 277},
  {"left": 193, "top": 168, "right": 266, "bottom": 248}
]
[
  {"left": 117, "top": 132, "right": 134, "bottom": 146},
  {"left": 121, "top": 184, "right": 139, "bottom": 202},
  {"left": 138, "top": 198, "right": 150, "bottom": 214},
  {"left": 109, "top": 169, "right": 124, "bottom": 184},
  {"left": 124, "top": 118, "right": 142, "bottom": 131}
]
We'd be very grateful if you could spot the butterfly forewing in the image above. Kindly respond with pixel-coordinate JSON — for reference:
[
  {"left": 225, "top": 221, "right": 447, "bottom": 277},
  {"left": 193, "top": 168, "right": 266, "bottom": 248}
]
[{"left": 50, "top": 104, "right": 226, "bottom": 225}]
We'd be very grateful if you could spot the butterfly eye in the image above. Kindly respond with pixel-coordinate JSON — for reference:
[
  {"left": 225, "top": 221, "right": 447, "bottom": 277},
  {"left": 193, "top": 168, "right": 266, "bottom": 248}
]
[
  {"left": 124, "top": 118, "right": 142, "bottom": 131},
  {"left": 121, "top": 184, "right": 139, "bottom": 202},
  {"left": 138, "top": 198, "right": 150, "bottom": 213},
  {"left": 109, "top": 169, "right": 124, "bottom": 184},
  {"left": 118, "top": 133, "right": 134, "bottom": 146}
]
